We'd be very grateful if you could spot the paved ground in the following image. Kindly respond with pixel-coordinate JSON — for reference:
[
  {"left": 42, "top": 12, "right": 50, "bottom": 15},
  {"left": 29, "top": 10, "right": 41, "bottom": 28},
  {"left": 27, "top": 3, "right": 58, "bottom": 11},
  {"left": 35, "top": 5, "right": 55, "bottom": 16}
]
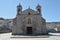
[{"left": 0, "top": 33, "right": 60, "bottom": 40}]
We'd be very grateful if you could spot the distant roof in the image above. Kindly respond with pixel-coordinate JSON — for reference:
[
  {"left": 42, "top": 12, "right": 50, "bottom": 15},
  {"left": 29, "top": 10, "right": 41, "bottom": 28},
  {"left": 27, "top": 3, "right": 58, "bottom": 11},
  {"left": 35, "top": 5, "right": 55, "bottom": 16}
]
[{"left": 0, "top": 18, "right": 4, "bottom": 20}]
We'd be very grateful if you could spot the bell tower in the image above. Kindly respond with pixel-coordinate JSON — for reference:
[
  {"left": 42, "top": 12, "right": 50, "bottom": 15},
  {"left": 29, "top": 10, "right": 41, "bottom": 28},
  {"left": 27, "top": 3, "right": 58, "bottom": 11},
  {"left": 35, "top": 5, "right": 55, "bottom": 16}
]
[
  {"left": 17, "top": 4, "right": 22, "bottom": 15},
  {"left": 36, "top": 4, "right": 42, "bottom": 16}
]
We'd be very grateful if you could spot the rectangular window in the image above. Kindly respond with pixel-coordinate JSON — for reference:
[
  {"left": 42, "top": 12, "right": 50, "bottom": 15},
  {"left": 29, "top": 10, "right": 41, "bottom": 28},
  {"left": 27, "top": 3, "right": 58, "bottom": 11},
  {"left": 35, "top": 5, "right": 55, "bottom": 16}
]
[{"left": 28, "top": 18, "right": 31, "bottom": 24}]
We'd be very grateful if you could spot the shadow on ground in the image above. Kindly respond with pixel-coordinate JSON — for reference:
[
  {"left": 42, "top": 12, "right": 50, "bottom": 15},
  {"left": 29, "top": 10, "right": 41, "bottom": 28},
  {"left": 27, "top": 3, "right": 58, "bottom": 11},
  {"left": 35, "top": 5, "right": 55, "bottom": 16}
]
[{"left": 11, "top": 34, "right": 49, "bottom": 38}]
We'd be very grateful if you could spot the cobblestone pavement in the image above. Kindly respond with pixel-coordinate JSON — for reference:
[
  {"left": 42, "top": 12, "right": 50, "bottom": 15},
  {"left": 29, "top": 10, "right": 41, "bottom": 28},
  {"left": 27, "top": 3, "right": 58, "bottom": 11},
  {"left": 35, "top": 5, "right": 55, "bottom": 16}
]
[{"left": 0, "top": 33, "right": 60, "bottom": 40}]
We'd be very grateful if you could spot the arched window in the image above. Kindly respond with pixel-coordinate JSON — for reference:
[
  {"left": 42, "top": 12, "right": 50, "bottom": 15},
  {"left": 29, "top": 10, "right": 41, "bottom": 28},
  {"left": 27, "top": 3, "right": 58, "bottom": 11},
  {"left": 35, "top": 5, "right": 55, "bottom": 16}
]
[{"left": 28, "top": 18, "right": 31, "bottom": 24}]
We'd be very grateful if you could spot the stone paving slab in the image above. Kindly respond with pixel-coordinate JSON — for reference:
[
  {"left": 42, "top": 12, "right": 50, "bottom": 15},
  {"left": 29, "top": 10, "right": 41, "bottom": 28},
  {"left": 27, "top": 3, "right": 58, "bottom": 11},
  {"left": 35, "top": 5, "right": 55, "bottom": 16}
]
[{"left": 11, "top": 35, "right": 49, "bottom": 38}]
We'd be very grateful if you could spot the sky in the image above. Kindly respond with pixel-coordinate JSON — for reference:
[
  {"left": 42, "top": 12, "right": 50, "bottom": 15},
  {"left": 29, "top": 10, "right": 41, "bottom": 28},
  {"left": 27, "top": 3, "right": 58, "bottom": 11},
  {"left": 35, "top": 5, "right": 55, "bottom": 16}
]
[{"left": 0, "top": 0, "right": 60, "bottom": 22}]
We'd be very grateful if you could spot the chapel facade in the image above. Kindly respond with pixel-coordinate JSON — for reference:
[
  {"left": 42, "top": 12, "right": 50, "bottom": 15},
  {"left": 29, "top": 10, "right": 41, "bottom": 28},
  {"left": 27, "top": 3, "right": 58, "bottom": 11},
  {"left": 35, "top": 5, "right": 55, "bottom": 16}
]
[{"left": 12, "top": 4, "right": 48, "bottom": 35}]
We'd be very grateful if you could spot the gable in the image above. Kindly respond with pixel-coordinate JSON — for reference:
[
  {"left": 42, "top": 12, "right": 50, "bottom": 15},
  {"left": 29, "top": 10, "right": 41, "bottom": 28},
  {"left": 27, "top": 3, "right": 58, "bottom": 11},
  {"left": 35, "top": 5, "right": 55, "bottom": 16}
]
[{"left": 22, "top": 8, "right": 37, "bottom": 14}]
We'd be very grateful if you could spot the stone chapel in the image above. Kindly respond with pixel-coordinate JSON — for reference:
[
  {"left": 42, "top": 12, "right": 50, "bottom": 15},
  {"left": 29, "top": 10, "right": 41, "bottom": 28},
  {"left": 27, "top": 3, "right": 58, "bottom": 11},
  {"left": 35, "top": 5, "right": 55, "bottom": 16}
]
[{"left": 12, "top": 4, "right": 48, "bottom": 35}]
